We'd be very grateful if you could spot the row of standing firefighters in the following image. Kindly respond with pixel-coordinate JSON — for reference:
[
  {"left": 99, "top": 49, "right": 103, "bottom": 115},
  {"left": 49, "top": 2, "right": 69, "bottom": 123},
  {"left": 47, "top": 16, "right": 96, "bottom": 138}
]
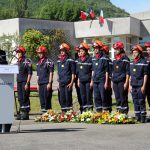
[{"left": 15, "top": 40, "right": 150, "bottom": 123}]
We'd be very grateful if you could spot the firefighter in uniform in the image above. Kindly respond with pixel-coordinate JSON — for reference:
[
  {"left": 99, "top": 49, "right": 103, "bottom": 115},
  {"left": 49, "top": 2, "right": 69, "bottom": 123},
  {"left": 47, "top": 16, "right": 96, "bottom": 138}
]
[
  {"left": 102, "top": 45, "right": 113, "bottom": 112},
  {"left": 36, "top": 46, "right": 54, "bottom": 113},
  {"left": 112, "top": 41, "right": 130, "bottom": 114},
  {"left": 76, "top": 42, "right": 93, "bottom": 112},
  {"left": 74, "top": 46, "right": 82, "bottom": 113},
  {"left": 129, "top": 45, "right": 148, "bottom": 123},
  {"left": 144, "top": 42, "right": 150, "bottom": 110},
  {"left": 16, "top": 46, "right": 32, "bottom": 120},
  {"left": 91, "top": 40, "right": 110, "bottom": 112},
  {"left": 57, "top": 43, "right": 75, "bottom": 112}
]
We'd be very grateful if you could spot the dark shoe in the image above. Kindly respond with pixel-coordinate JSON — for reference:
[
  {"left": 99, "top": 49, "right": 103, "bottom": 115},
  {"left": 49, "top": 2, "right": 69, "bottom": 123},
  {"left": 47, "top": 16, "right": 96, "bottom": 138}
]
[
  {"left": 141, "top": 116, "right": 146, "bottom": 123},
  {"left": 87, "top": 107, "right": 93, "bottom": 112},
  {"left": 96, "top": 108, "right": 102, "bottom": 113},
  {"left": 136, "top": 116, "right": 141, "bottom": 122},
  {"left": 16, "top": 113, "right": 21, "bottom": 120},
  {"left": 21, "top": 112, "right": 29, "bottom": 120},
  {"left": 62, "top": 109, "right": 67, "bottom": 113},
  {"left": 109, "top": 108, "right": 112, "bottom": 113},
  {"left": 41, "top": 109, "right": 47, "bottom": 113}
]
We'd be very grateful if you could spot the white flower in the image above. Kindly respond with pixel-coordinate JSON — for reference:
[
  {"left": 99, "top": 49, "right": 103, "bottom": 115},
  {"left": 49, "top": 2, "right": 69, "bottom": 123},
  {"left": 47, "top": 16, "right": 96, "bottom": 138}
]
[
  {"left": 86, "top": 118, "right": 91, "bottom": 122},
  {"left": 81, "top": 118, "right": 85, "bottom": 122}
]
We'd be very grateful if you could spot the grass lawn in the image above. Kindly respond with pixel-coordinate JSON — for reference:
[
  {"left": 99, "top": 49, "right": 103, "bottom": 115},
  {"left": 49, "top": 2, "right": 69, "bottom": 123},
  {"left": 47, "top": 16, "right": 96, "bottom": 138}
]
[{"left": 14, "top": 92, "right": 149, "bottom": 113}]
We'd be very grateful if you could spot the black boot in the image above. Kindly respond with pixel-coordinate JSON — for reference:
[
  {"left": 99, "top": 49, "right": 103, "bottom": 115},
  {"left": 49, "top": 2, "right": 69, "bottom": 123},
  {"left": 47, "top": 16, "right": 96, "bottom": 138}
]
[
  {"left": 15, "top": 109, "right": 21, "bottom": 120},
  {"left": 16, "top": 113, "right": 21, "bottom": 120},
  {"left": 136, "top": 115, "right": 141, "bottom": 122},
  {"left": 62, "top": 109, "right": 67, "bottom": 113},
  {"left": 21, "top": 111, "right": 29, "bottom": 120},
  {"left": 141, "top": 116, "right": 146, "bottom": 123}
]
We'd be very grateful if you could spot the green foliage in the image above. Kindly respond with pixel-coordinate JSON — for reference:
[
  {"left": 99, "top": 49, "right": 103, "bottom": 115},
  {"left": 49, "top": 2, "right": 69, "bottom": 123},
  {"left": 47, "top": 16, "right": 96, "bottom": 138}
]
[
  {"left": 0, "top": 32, "right": 20, "bottom": 63},
  {"left": 11, "top": 0, "right": 28, "bottom": 17},
  {"left": 22, "top": 29, "right": 49, "bottom": 61},
  {"left": 21, "top": 29, "right": 66, "bottom": 62},
  {"left": 0, "top": 7, "right": 14, "bottom": 19},
  {"left": 0, "top": 0, "right": 129, "bottom": 21}
]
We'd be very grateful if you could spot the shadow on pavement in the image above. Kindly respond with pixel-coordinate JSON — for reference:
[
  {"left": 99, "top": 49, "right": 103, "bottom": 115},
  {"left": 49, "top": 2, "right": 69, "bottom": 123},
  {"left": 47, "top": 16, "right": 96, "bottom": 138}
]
[{"left": 19, "top": 128, "right": 86, "bottom": 133}]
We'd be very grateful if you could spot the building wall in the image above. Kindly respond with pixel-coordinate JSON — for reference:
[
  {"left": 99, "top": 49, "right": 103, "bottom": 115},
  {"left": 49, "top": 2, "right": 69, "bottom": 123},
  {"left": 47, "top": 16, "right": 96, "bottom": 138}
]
[
  {"left": 0, "top": 18, "right": 19, "bottom": 36},
  {"left": 131, "top": 11, "right": 150, "bottom": 20},
  {"left": 0, "top": 18, "right": 82, "bottom": 61},
  {"left": 74, "top": 17, "right": 141, "bottom": 38},
  {"left": 131, "top": 11, "right": 150, "bottom": 37},
  {"left": 130, "top": 17, "right": 141, "bottom": 36},
  {"left": 140, "top": 20, "right": 150, "bottom": 37},
  {"left": 18, "top": 18, "right": 80, "bottom": 46},
  {"left": 0, "top": 18, "right": 81, "bottom": 46}
]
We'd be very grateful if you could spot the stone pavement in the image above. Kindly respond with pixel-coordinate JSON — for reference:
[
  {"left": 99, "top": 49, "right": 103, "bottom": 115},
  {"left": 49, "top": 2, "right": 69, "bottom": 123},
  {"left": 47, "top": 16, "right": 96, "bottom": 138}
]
[
  {"left": 1, "top": 117, "right": 150, "bottom": 150},
  {"left": 6, "top": 72, "right": 150, "bottom": 150}
]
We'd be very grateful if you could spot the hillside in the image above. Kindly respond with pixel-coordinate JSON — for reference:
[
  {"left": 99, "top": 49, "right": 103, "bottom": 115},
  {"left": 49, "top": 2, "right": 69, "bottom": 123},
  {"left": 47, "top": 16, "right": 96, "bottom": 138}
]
[{"left": 0, "top": 0, "right": 129, "bottom": 21}]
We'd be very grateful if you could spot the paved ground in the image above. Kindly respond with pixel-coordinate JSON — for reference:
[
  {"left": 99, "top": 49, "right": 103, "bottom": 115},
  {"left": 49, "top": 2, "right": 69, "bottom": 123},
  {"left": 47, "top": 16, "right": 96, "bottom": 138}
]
[
  {"left": 1, "top": 118, "right": 150, "bottom": 150},
  {"left": 6, "top": 72, "right": 149, "bottom": 150}
]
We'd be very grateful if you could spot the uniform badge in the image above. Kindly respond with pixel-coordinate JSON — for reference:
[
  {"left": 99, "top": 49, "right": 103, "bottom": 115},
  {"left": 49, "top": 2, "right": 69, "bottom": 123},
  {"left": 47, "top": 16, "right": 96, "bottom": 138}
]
[
  {"left": 96, "top": 63, "right": 98, "bottom": 66},
  {"left": 61, "top": 64, "right": 64, "bottom": 68},
  {"left": 133, "top": 68, "right": 136, "bottom": 72},
  {"left": 80, "top": 66, "right": 83, "bottom": 69},
  {"left": 116, "top": 65, "right": 119, "bottom": 69}
]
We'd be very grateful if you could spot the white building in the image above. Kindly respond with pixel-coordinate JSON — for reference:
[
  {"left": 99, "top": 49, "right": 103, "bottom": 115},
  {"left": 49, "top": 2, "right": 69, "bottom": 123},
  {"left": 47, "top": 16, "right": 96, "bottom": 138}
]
[{"left": 74, "top": 11, "right": 150, "bottom": 58}]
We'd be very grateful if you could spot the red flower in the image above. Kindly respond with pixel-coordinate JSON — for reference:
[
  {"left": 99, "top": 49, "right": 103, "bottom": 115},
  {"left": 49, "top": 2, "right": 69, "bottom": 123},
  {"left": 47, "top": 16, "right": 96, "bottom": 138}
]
[
  {"left": 67, "top": 116, "right": 72, "bottom": 120},
  {"left": 60, "top": 117, "right": 65, "bottom": 122},
  {"left": 61, "top": 114, "right": 65, "bottom": 117}
]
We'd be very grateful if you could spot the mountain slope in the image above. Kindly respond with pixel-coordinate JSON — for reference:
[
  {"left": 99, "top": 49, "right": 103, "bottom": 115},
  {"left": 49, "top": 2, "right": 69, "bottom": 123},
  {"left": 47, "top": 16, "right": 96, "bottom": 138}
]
[{"left": 0, "top": 0, "right": 129, "bottom": 21}]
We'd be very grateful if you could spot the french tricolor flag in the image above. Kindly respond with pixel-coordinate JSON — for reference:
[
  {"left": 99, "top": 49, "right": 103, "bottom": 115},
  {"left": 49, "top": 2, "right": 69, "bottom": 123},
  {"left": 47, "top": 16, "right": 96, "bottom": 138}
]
[
  {"left": 80, "top": 11, "right": 89, "bottom": 21},
  {"left": 99, "top": 10, "right": 104, "bottom": 25},
  {"left": 89, "top": 8, "right": 95, "bottom": 19}
]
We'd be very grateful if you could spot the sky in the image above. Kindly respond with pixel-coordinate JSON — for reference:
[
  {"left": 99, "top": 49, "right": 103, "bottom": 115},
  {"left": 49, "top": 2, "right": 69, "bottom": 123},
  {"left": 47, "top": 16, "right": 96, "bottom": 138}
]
[{"left": 110, "top": 0, "right": 150, "bottom": 14}]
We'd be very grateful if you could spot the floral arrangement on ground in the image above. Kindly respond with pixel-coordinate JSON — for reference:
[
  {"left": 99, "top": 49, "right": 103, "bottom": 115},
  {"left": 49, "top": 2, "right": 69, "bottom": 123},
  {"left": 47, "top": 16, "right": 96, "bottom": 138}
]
[{"left": 35, "top": 110, "right": 136, "bottom": 124}]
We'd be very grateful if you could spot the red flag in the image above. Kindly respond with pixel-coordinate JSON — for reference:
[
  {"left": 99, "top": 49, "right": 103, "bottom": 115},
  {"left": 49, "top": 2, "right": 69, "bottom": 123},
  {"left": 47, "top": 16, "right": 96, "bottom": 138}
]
[
  {"left": 99, "top": 10, "right": 104, "bottom": 25},
  {"left": 89, "top": 8, "right": 95, "bottom": 19},
  {"left": 80, "top": 11, "right": 89, "bottom": 21}
]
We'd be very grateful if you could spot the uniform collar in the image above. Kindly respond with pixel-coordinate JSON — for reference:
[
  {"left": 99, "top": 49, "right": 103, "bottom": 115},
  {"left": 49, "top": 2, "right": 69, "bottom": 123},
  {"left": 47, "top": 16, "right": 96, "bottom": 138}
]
[
  {"left": 59, "top": 54, "right": 68, "bottom": 62},
  {"left": 134, "top": 56, "right": 141, "bottom": 64},
  {"left": 39, "top": 57, "right": 46, "bottom": 64},
  {"left": 95, "top": 52, "right": 103, "bottom": 59},
  {"left": 115, "top": 53, "right": 123, "bottom": 60},
  {"left": 18, "top": 56, "right": 25, "bottom": 62},
  {"left": 80, "top": 55, "right": 86, "bottom": 61}
]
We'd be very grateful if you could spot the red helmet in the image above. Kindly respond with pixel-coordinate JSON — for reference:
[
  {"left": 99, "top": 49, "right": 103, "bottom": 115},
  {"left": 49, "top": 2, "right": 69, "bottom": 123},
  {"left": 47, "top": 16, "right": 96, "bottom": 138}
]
[
  {"left": 59, "top": 43, "right": 70, "bottom": 51},
  {"left": 36, "top": 46, "right": 47, "bottom": 53},
  {"left": 102, "top": 45, "right": 109, "bottom": 53},
  {"left": 93, "top": 40, "right": 104, "bottom": 48},
  {"left": 79, "top": 42, "right": 90, "bottom": 50},
  {"left": 131, "top": 44, "right": 143, "bottom": 53},
  {"left": 144, "top": 42, "right": 150, "bottom": 47},
  {"left": 113, "top": 41, "right": 124, "bottom": 49},
  {"left": 74, "top": 46, "right": 80, "bottom": 52},
  {"left": 16, "top": 46, "right": 26, "bottom": 53}
]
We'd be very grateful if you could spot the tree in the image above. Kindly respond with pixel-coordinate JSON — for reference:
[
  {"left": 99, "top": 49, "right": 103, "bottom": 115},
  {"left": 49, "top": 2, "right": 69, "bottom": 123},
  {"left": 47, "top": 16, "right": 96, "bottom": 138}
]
[
  {"left": 0, "top": 0, "right": 129, "bottom": 20},
  {"left": 0, "top": 7, "right": 14, "bottom": 19},
  {"left": 12, "top": 0, "right": 28, "bottom": 18},
  {"left": 0, "top": 32, "right": 20, "bottom": 63},
  {"left": 22, "top": 29, "right": 49, "bottom": 61}
]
